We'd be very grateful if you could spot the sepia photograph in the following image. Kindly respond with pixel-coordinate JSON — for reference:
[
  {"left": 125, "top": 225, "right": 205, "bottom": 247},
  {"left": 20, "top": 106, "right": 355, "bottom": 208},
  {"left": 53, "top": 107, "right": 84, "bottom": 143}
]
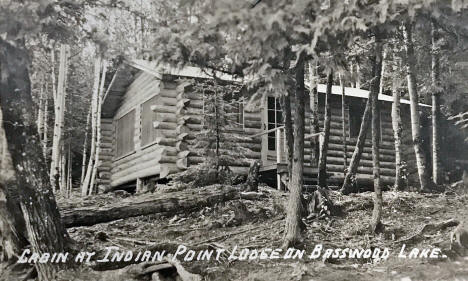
[{"left": 0, "top": 0, "right": 468, "bottom": 280}]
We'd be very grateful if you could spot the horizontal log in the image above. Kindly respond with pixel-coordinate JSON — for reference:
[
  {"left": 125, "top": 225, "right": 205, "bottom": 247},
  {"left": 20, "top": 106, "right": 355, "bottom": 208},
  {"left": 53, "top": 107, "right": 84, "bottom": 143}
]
[
  {"left": 97, "top": 165, "right": 111, "bottom": 172},
  {"left": 101, "top": 130, "right": 114, "bottom": 137},
  {"left": 178, "top": 92, "right": 203, "bottom": 101},
  {"left": 325, "top": 156, "right": 395, "bottom": 169},
  {"left": 112, "top": 153, "right": 163, "bottom": 175},
  {"left": 151, "top": 105, "right": 176, "bottom": 114},
  {"left": 98, "top": 171, "right": 112, "bottom": 179},
  {"left": 326, "top": 164, "right": 396, "bottom": 176},
  {"left": 327, "top": 174, "right": 396, "bottom": 185},
  {"left": 187, "top": 156, "right": 251, "bottom": 167},
  {"left": 155, "top": 137, "right": 177, "bottom": 147},
  {"left": 321, "top": 143, "right": 395, "bottom": 157},
  {"left": 156, "top": 113, "right": 177, "bottom": 123},
  {"left": 61, "top": 186, "right": 241, "bottom": 227},
  {"left": 328, "top": 135, "right": 394, "bottom": 150},
  {"left": 153, "top": 121, "right": 177, "bottom": 130},
  {"left": 112, "top": 146, "right": 178, "bottom": 172},
  {"left": 111, "top": 163, "right": 161, "bottom": 186}
]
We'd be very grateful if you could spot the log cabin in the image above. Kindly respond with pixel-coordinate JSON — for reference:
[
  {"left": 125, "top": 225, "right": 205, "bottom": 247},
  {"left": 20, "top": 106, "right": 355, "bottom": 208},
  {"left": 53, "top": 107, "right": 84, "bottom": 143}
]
[{"left": 97, "top": 59, "right": 430, "bottom": 192}]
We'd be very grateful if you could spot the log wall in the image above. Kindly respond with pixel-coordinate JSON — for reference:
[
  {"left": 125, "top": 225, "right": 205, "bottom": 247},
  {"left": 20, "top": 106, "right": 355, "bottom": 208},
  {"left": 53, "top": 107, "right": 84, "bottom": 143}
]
[
  {"left": 100, "top": 72, "right": 167, "bottom": 187},
  {"left": 96, "top": 118, "right": 113, "bottom": 191},
  {"left": 100, "top": 68, "right": 425, "bottom": 189}
]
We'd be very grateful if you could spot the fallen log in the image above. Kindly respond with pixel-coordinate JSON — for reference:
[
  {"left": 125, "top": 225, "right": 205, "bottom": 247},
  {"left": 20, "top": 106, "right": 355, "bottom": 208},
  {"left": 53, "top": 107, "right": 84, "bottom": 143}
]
[
  {"left": 61, "top": 185, "right": 240, "bottom": 228},
  {"left": 395, "top": 219, "right": 460, "bottom": 246}
]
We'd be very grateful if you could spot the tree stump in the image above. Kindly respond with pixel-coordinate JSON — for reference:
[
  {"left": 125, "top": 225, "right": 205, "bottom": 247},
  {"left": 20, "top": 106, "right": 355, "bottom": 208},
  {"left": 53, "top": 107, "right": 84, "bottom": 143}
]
[
  {"left": 305, "top": 187, "right": 334, "bottom": 219},
  {"left": 242, "top": 161, "right": 260, "bottom": 192}
]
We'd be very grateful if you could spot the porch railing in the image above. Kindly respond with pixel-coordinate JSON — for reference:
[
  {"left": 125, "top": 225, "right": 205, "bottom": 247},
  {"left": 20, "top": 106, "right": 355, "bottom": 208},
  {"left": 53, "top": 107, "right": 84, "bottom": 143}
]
[
  {"left": 251, "top": 126, "right": 324, "bottom": 190},
  {"left": 251, "top": 126, "right": 286, "bottom": 165}
]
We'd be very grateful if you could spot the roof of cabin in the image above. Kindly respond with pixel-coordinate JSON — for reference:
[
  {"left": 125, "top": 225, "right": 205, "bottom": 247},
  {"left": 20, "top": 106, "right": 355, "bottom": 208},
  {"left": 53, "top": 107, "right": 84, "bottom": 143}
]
[{"left": 102, "top": 59, "right": 430, "bottom": 118}]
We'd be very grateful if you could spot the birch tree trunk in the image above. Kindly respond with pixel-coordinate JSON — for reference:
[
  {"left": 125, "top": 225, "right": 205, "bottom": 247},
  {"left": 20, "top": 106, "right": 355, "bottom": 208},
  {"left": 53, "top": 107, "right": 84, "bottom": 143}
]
[
  {"left": 60, "top": 144, "right": 66, "bottom": 195},
  {"left": 392, "top": 71, "right": 405, "bottom": 190},
  {"left": 0, "top": 38, "right": 69, "bottom": 281},
  {"left": 81, "top": 108, "right": 91, "bottom": 184},
  {"left": 370, "top": 38, "right": 384, "bottom": 233},
  {"left": 50, "top": 44, "right": 68, "bottom": 193},
  {"left": 81, "top": 56, "right": 102, "bottom": 196},
  {"left": 49, "top": 47, "right": 58, "bottom": 188},
  {"left": 43, "top": 82, "right": 49, "bottom": 160},
  {"left": 309, "top": 61, "right": 320, "bottom": 167},
  {"left": 379, "top": 50, "right": 387, "bottom": 95},
  {"left": 318, "top": 71, "right": 333, "bottom": 187},
  {"left": 37, "top": 80, "right": 44, "bottom": 138},
  {"left": 356, "top": 63, "right": 361, "bottom": 89},
  {"left": 339, "top": 73, "right": 347, "bottom": 174},
  {"left": 283, "top": 57, "right": 305, "bottom": 248},
  {"left": 89, "top": 61, "right": 107, "bottom": 195},
  {"left": 67, "top": 143, "right": 72, "bottom": 198},
  {"left": 431, "top": 19, "right": 442, "bottom": 185},
  {"left": 402, "top": 22, "right": 433, "bottom": 192}
]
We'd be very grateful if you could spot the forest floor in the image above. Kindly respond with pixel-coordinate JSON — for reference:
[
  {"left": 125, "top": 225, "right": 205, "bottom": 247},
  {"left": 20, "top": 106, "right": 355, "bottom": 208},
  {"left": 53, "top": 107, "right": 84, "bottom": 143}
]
[{"left": 53, "top": 183, "right": 468, "bottom": 281}]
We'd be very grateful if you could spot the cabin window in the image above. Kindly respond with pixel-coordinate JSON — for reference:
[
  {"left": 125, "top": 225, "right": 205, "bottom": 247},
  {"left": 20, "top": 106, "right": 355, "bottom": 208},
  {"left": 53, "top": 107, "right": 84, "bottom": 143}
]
[
  {"left": 233, "top": 97, "right": 245, "bottom": 129},
  {"left": 222, "top": 91, "right": 244, "bottom": 129},
  {"left": 349, "top": 103, "right": 364, "bottom": 138},
  {"left": 141, "top": 96, "right": 159, "bottom": 147},
  {"left": 203, "top": 90, "right": 245, "bottom": 129},
  {"left": 116, "top": 109, "right": 135, "bottom": 158},
  {"left": 267, "top": 96, "right": 283, "bottom": 151}
]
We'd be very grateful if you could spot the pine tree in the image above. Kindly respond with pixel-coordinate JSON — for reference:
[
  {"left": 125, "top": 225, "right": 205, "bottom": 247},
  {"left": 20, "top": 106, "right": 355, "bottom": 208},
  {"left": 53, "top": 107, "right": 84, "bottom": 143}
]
[{"left": 192, "top": 79, "right": 251, "bottom": 173}]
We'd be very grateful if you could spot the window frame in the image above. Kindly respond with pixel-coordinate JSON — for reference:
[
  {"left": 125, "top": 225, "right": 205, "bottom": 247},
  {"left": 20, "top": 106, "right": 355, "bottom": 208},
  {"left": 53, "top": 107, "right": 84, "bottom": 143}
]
[
  {"left": 140, "top": 95, "right": 159, "bottom": 150},
  {"left": 115, "top": 109, "right": 136, "bottom": 161},
  {"left": 267, "top": 96, "right": 283, "bottom": 151}
]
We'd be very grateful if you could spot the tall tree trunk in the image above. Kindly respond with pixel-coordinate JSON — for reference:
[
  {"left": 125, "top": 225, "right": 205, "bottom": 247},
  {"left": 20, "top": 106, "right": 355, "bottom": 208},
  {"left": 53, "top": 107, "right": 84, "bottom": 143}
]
[
  {"left": 392, "top": 69, "right": 405, "bottom": 190},
  {"left": 67, "top": 142, "right": 72, "bottom": 198},
  {"left": 0, "top": 39, "right": 69, "bottom": 281},
  {"left": 318, "top": 71, "right": 333, "bottom": 187},
  {"left": 340, "top": 100, "right": 372, "bottom": 194},
  {"left": 283, "top": 56, "right": 305, "bottom": 248},
  {"left": 50, "top": 44, "right": 68, "bottom": 193},
  {"left": 60, "top": 143, "right": 67, "bottom": 195},
  {"left": 43, "top": 82, "right": 49, "bottom": 161},
  {"left": 431, "top": 19, "right": 442, "bottom": 185},
  {"left": 37, "top": 80, "right": 44, "bottom": 138},
  {"left": 379, "top": 50, "right": 387, "bottom": 95},
  {"left": 341, "top": 53, "right": 384, "bottom": 195},
  {"left": 81, "top": 56, "right": 102, "bottom": 196},
  {"left": 356, "top": 63, "right": 361, "bottom": 89},
  {"left": 81, "top": 108, "right": 91, "bottom": 184},
  {"left": 339, "top": 73, "right": 347, "bottom": 174},
  {"left": 281, "top": 93, "right": 294, "bottom": 180},
  {"left": 402, "top": 22, "right": 433, "bottom": 192},
  {"left": 370, "top": 39, "right": 384, "bottom": 233},
  {"left": 89, "top": 61, "right": 107, "bottom": 195},
  {"left": 0, "top": 104, "right": 27, "bottom": 263},
  {"left": 309, "top": 61, "right": 320, "bottom": 167}
]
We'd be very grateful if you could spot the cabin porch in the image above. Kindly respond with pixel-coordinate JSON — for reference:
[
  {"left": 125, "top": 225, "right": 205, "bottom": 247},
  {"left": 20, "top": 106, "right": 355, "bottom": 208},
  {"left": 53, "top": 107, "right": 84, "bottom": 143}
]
[{"left": 253, "top": 125, "right": 328, "bottom": 190}]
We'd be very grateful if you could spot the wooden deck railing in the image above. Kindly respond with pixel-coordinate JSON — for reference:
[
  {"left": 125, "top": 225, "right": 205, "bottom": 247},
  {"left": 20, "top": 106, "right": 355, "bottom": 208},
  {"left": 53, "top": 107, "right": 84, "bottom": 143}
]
[
  {"left": 252, "top": 127, "right": 324, "bottom": 164},
  {"left": 251, "top": 126, "right": 286, "bottom": 165}
]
